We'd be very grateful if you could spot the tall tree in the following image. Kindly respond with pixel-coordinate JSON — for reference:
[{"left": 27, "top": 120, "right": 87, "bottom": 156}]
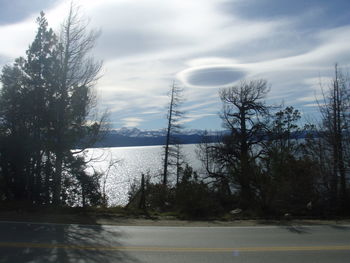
[
  {"left": 318, "top": 64, "right": 349, "bottom": 213},
  {"left": 0, "top": 8, "right": 105, "bottom": 206},
  {"left": 0, "top": 62, "right": 30, "bottom": 201},
  {"left": 217, "top": 79, "right": 269, "bottom": 208},
  {"left": 51, "top": 5, "right": 104, "bottom": 205},
  {"left": 24, "top": 12, "right": 61, "bottom": 203},
  {"left": 258, "top": 106, "right": 317, "bottom": 214},
  {"left": 162, "top": 82, "right": 184, "bottom": 186},
  {"left": 264, "top": 106, "right": 302, "bottom": 165},
  {"left": 0, "top": 12, "right": 60, "bottom": 203}
]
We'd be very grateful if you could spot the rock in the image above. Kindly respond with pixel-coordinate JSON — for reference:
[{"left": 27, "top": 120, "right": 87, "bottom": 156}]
[
  {"left": 284, "top": 213, "right": 291, "bottom": 220},
  {"left": 230, "top": 208, "right": 242, "bottom": 215},
  {"left": 307, "top": 201, "right": 312, "bottom": 210}
]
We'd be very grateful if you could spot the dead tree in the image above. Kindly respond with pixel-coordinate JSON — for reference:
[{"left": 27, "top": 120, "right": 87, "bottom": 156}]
[{"left": 162, "top": 82, "right": 184, "bottom": 186}]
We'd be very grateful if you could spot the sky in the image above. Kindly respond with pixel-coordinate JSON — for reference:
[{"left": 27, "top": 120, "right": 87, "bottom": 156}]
[{"left": 0, "top": 0, "right": 350, "bottom": 131}]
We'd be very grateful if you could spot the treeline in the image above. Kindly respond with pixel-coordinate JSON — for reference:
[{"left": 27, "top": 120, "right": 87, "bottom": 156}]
[
  {"left": 131, "top": 73, "right": 350, "bottom": 218},
  {"left": 0, "top": 10, "right": 106, "bottom": 207}
]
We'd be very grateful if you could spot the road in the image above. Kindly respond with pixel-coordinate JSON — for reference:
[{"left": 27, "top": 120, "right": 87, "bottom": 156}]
[{"left": 0, "top": 221, "right": 349, "bottom": 262}]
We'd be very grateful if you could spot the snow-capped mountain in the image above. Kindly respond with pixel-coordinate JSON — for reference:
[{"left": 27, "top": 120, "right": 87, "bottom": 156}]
[
  {"left": 95, "top": 128, "right": 223, "bottom": 147},
  {"left": 110, "top": 127, "right": 222, "bottom": 138},
  {"left": 111, "top": 127, "right": 165, "bottom": 137}
]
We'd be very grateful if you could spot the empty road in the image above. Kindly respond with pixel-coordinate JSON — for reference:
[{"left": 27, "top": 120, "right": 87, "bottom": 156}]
[{"left": 0, "top": 221, "right": 349, "bottom": 262}]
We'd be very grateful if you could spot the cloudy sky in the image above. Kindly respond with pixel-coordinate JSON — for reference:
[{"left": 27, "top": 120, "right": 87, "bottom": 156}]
[{"left": 0, "top": 0, "right": 350, "bottom": 130}]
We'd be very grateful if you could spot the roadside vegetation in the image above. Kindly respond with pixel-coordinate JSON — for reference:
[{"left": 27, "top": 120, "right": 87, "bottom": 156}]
[
  {"left": 0, "top": 7, "right": 106, "bottom": 208},
  {"left": 0, "top": 8, "right": 349, "bottom": 221},
  {"left": 128, "top": 72, "right": 350, "bottom": 219}
]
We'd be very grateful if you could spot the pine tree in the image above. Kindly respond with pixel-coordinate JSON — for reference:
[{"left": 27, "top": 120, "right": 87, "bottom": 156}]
[
  {"left": 0, "top": 12, "right": 60, "bottom": 203},
  {"left": 217, "top": 79, "right": 269, "bottom": 208},
  {"left": 0, "top": 9, "right": 105, "bottom": 206}
]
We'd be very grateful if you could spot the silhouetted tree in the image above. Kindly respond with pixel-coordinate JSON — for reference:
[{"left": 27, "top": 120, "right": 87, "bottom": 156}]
[
  {"left": 50, "top": 5, "right": 104, "bottom": 205},
  {"left": 317, "top": 64, "right": 349, "bottom": 213},
  {"left": 0, "top": 63, "right": 29, "bottom": 201},
  {"left": 0, "top": 9, "right": 105, "bottom": 207},
  {"left": 0, "top": 12, "right": 60, "bottom": 203},
  {"left": 217, "top": 79, "right": 270, "bottom": 209},
  {"left": 196, "top": 131, "right": 232, "bottom": 203},
  {"left": 162, "top": 82, "right": 184, "bottom": 186},
  {"left": 257, "top": 106, "right": 319, "bottom": 214},
  {"left": 24, "top": 12, "right": 61, "bottom": 203}
]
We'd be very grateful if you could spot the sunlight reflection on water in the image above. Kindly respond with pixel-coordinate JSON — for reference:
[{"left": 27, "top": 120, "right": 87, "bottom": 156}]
[{"left": 83, "top": 144, "right": 201, "bottom": 206}]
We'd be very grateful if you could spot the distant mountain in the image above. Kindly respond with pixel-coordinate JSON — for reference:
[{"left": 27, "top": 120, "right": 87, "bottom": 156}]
[
  {"left": 92, "top": 128, "right": 314, "bottom": 148},
  {"left": 110, "top": 127, "right": 221, "bottom": 137},
  {"left": 94, "top": 128, "right": 223, "bottom": 147}
]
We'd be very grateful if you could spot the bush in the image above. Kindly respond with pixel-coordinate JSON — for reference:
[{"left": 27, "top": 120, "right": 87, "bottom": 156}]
[
  {"left": 145, "top": 183, "right": 175, "bottom": 211},
  {"left": 175, "top": 165, "right": 223, "bottom": 218},
  {"left": 127, "top": 165, "right": 225, "bottom": 218},
  {"left": 175, "top": 181, "right": 222, "bottom": 218}
]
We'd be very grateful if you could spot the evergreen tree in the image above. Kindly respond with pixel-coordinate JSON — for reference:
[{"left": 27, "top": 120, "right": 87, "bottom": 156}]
[
  {"left": 217, "top": 79, "right": 270, "bottom": 209},
  {"left": 0, "top": 9, "right": 105, "bottom": 206},
  {"left": 0, "top": 12, "right": 59, "bottom": 203}
]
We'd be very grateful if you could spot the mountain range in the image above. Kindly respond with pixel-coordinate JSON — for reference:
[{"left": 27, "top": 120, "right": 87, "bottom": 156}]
[
  {"left": 92, "top": 127, "right": 312, "bottom": 148},
  {"left": 94, "top": 128, "right": 223, "bottom": 147}
]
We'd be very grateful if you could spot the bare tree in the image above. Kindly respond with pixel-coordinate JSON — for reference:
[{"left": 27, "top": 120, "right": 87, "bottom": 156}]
[
  {"left": 318, "top": 64, "right": 349, "bottom": 212},
  {"left": 162, "top": 81, "right": 184, "bottom": 186},
  {"left": 171, "top": 143, "right": 186, "bottom": 187},
  {"left": 52, "top": 4, "right": 105, "bottom": 205},
  {"left": 196, "top": 131, "right": 231, "bottom": 197},
  {"left": 217, "top": 79, "right": 270, "bottom": 208}
]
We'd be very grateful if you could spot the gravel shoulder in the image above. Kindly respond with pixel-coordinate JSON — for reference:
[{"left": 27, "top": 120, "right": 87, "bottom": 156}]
[{"left": 0, "top": 211, "right": 349, "bottom": 227}]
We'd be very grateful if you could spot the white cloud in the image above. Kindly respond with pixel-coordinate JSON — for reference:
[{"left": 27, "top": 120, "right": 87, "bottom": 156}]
[
  {"left": 178, "top": 113, "right": 217, "bottom": 124},
  {"left": 304, "top": 103, "right": 325, "bottom": 107},
  {"left": 245, "top": 26, "right": 350, "bottom": 74},
  {"left": 0, "top": 20, "right": 36, "bottom": 59},
  {"left": 182, "top": 100, "right": 218, "bottom": 112},
  {"left": 297, "top": 95, "right": 323, "bottom": 103},
  {"left": 121, "top": 117, "right": 144, "bottom": 127},
  {"left": 1, "top": 0, "right": 350, "bottom": 129}
]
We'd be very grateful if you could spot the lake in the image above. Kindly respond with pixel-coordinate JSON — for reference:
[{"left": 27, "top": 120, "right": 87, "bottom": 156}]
[{"left": 83, "top": 144, "right": 203, "bottom": 206}]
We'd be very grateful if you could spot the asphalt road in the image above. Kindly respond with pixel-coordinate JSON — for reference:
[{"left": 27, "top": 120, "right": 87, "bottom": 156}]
[{"left": 0, "top": 221, "right": 349, "bottom": 262}]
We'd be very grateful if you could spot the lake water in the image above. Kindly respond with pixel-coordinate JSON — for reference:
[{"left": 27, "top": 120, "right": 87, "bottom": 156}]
[{"left": 83, "top": 144, "right": 202, "bottom": 206}]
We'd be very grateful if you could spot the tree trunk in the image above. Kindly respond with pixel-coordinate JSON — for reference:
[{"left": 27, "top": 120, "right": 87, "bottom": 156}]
[
  {"left": 163, "top": 84, "right": 175, "bottom": 186},
  {"left": 53, "top": 152, "right": 63, "bottom": 206}
]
